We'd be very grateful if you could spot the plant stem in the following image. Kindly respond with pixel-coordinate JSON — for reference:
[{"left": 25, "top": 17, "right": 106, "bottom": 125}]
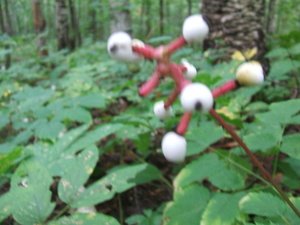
[
  {"left": 52, "top": 205, "right": 70, "bottom": 221},
  {"left": 212, "top": 80, "right": 239, "bottom": 98},
  {"left": 176, "top": 111, "right": 192, "bottom": 135},
  {"left": 210, "top": 108, "right": 300, "bottom": 218},
  {"left": 117, "top": 194, "right": 124, "bottom": 225},
  {"left": 165, "top": 36, "right": 187, "bottom": 54}
]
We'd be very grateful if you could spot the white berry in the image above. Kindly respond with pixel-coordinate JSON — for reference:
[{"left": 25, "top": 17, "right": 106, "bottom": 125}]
[
  {"left": 236, "top": 62, "right": 264, "bottom": 86},
  {"left": 162, "top": 132, "right": 186, "bottom": 163},
  {"left": 153, "top": 101, "right": 172, "bottom": 120},
  {"left": 180, "top": 83, "right": 213, "bottom": 112},
  {"left": 182, "top": 14, "right": 209, "bottom": 43},
  {"left": 181, "top": 59, "right": 197, "bottom": 79},
  {"left": 107, "top": 32, "right": 142, "bottom": 62}
]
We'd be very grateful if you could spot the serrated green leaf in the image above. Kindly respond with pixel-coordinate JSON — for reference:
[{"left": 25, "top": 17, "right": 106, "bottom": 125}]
[
  {"left": 265, "top": 47, "right": 289, "bottom": 58},
  {"left": 66, "top": 123, "right": 123, "bottom": 155},
  {"left": 281, "top": 134, "right": 300, "bottom": 159},
  {"left": 282, "top": 197, "right": 300, "bottom": 224},
  {"left": 72, "top": 93, "right": 107, "bottom": 108},
  {"left": 0, "top": 113, "right": 9, "bottom": 129},
  {"left": 256, "top": 99, "right": 300, "bottom": 125},
  {"left": 243, "top": 123, "right": 283, "bottom": 152},
  {"left": 34, "top": 119, "right": 64, "bottom": 139},
  {"left": 48, "top": 213, "right": 120, "bottom": 225},
  {"left": 71, "top": 163, "right": 160, "bottom": 207},
  {"left": 174, "top": 153, "right": 224, "bottom": 188},
  {"left": 58, "top": 145, "right": 99, "bottom": 204},
  {"left": 0, "top": 147, "right": 23, "bottom": 175},
  {"left": 9, "top": 161, "right": 55, "bottom": 225},
  {"left": 0, "top": 193, "right": 12, "bottom": 222},
  {"left": 239, "top": 192, "right": 287, "bottom": 217},
  {"left": 163, "top": 184, "right": 210, "bottom": 225},
  {"left": 174, "top": 153, "right": 245, "bottom": 191},
  {"left": 268, "top": 59, "right": 294, "bottom": 80},
  {"left": 186, "top": 121, "right": 224, "bottom": 156},
  {"left": 201, "top": 192, "right": 245, "bottom": 225},
  {"left": 209, "top": 167, "right": 245, "bottom": 191},
  {"left": 54, "top": 106, "right": 92, "bottom": 123},
  {"left": 12, "top": 186, "right": 55, "bottom": 225}
]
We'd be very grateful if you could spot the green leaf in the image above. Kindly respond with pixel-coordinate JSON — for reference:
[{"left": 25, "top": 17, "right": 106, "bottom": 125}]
[
  {"left": 256, "top": 99, "right": 300, "bottom": 125},
  {"left": 0, "top": 193, "right": 12, "bottom": 222},
  {"left": 0, "top": 113, "right": 9, "bottom": 129},
  {"left": 239, "top": 192, "right": 287, "bottom": 217},
  {"left": 268, "top": 59, "right": 294, "bottom": 80},
  {"left": 201, "top": 192, "right": 245, "bottom": 225},
  {"left": 186, "top": 121, "right": 225, "bottom": 156},
  {"left": 60, "top": 106, "right": 92, "bottom": 123},
  {"left": 9, "top": 161, "right": 55, "bottom": 225},
  {"left": 265, "top": 47, "right": 289, "bottom": 58},
  {"left": 71, "top": 163, "right": 161, "bottom": 207},
  {"left": 58, "top": 145, "right": 99, "bottom": 204},
  {"left": 48, "top": 213, "right": 120, "bottom": 225},
  {"left": 72, "top": 93, "right": 107, "bottom": 108},
  {"left": 281, "top": 134, "right": 300, "bottom": 159},
  {"left": 282, "top": 197, "right": 300, "bottom": 224},
  {"left": 174, "top": 153, "right": 245, "bottom": 191},
  {"left": 66, "top": 123, "right": 123, "bottom": 155},
  {"left": 243, "top": 123, "right": 283, "bottom": 152},
  {"left": 34, "top": 119, "right": 64, "bottom": 139},
  {"left": 0, "top": 147, "right": 23, "bottom": 175},
  {"left": 163, "top": 184, "right": 210, "bottom": 225}
]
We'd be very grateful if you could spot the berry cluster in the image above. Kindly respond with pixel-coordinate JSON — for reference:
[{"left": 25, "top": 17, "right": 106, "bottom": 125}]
[{"left": 107, "top": 14, "right": 264, "bottom": 163}]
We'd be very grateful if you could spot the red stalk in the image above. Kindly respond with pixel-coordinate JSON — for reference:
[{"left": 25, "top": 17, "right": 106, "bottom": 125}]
[
  {"left": 132, "top": 44, "right": 156, "bottom": 59},
  {"left": 139, "top": 72, "right": 160, "bottom": 97},
  {"left": 176, "top": 111, "right": 192, "bottom": 135},
  {"left": 169, "top": 63, "right": 191, "bottom": 91},
  {"left": 209, "top": 108, "right": 300, "bottom": 217},
  {"left": 165, "top": 36, "right": 187, "bottom": 54},
  {"left": 164, "top": 87, "right": 180, "bottom": 108},
  {"left": 212, "top": 80, "right": 239, "bottom": 98}
]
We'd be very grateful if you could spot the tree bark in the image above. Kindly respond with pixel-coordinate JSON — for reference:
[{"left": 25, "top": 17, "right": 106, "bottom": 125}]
[
  {"left": 55, "top": 0, "right": 69, "bottom": 50},
  {"left": 68, "top": 0, "right": 82, "bottom": 49},
  {"left": 3, "top": 0, "right": 14, "bottom": 35},
  {"left": 0, "top": 1, "right": 5, "bottom": 33},
  {"left": 31, "top": 0, "right": 48, "bottom": 56},
  {"left": 159, "top": 0, "right": 164, "bottom": 35},
  {"left": 109, "top": 0, "right": 132, "bottom": 34},
  {"left": 266, "top": 0, "right": 277, "bottom": 34},
  {"left": 201, "top": 0, "right": 269, "bottom": 71}
]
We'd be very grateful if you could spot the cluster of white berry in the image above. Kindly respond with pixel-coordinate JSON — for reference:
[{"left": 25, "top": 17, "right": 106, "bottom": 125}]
[{"left": 107, "top": 14, "right": 264, "bottom": 163}]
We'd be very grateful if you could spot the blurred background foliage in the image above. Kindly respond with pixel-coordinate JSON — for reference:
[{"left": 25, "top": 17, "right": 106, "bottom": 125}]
[{"left": 0, "top": 0, "right": 300, "bottom": 224}]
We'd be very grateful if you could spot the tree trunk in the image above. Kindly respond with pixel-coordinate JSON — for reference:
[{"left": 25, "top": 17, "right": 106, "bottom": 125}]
[
  {"left": 31, "top": 0, "right": 48, "bottom": 56},
  {"left": 0, "top": 1, "right": 5, "bottom": 33},
  {"left": 68, "top": 0, "right": 81, "bottom": 49},
  {"left": 55, "top": 0, "right": 69, "bottom": 50},
  {"left": 109, "top": 0, "right": 132, "bottom": 34},
  {"left": 266, "top": 0, "right": 277, "bottom": 35},
  {"left": 3, "top": 0, "right": 14, "bottom": 35},
  {"left": 201, "top": 0, "right": 269, "bottom": 71},
  {"left": 159, "top": 0, "right": 164, "bottom": 35}
]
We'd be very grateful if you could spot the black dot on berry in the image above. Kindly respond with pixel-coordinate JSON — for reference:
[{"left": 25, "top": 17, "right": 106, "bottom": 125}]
[
  {"left": 110, "top": 45, "right": 118, "bottom": 53},
  {"left": 195, "top": 101, "right": 202, "bottom": 111}
]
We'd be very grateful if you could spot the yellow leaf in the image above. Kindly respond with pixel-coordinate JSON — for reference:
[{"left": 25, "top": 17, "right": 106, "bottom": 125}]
[{"left": 231, "top": 48, "right": 257, "bottom": 61}]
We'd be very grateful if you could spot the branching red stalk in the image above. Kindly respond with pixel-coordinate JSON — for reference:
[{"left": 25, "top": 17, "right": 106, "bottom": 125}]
[
  {"left": 165, "top": 36, "right": 187, "bottom": 54},
  {"left": 164, "top": 87, "right": 180, "bottom": 108},
  {"left": 176, "top": 111, "right": 192, "bottom": 135},
  {"left": 132, "top": 44, "right": 156, "bottom": 59},
  {"left": 209, "top": 108, "right": 300, "bottom": 217},
  {"left": 139, "top": 72, "right": 160, "bottom": 96},
  {"left": 212, "top": 80, "right": 239, "bottom": 98}
]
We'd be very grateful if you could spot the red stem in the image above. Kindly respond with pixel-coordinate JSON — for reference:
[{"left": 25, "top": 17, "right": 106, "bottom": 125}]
[
  {"left": 165, "top": 36, "right": 187, "bottom": 54},
  {"left": 164, "top": 87, "right": 180, "bottom": 108},
  {"left": 169, "top": 63, "right": 191, "bottom": 91},
  {"left": 209, "top": 108, "right": 300, "bottom": 218},
  {"left": 139, "top": 72, "right": 160, "bottom": 97},
  {"left": 176, "top": 111, "right": 192, "bottom": 135},
  {"left": 212, "top": 80, "right": 239, "bottom": 98},
  {"left": 132, "top": 44, "right": 156, "bottom": 59}
]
